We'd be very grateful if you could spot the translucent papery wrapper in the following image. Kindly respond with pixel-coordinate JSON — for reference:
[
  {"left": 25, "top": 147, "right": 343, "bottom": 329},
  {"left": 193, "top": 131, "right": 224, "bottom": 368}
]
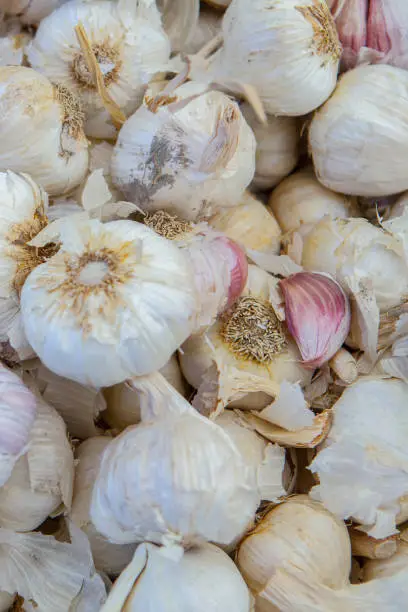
[{"left": 157, "top": 0, "right": 199, "bottom": 54}]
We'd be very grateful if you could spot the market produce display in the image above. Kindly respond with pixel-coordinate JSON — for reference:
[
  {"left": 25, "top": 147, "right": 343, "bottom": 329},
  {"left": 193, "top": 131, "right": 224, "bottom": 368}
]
[{"left": 1, "top": 0, "right": 408, "bottom": 610}]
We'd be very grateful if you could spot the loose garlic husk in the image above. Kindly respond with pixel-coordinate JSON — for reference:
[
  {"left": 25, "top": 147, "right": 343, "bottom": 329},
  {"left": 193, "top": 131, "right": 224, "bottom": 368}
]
[
  {"left": 207, "top": 0, "right": 341, "bottom": 117},
  {"left": 183, "top": 5, "right": 222, "bottom": 55},
  {"left": 71, "top": 437, "right": 137, "bottom": 576},
  {"left": 0, "top": 395, "right": 74, "bottom": 531},
  {"left": 90, "top": 372, "right": 260, "bottom": 547},
  {"left": 157, "top": 0, "right": 199, "bottom": 54},
  {"left": 103, "top": 354, "right": 188, "bottom": 430},
  {"left": 310, "top": 64, "right": 408, "bottom": 197},
  {"left": 27, "top": 0, "right": 171, "bottom": 139},
  {"left": 0, "top": 66, "right": 88, "bottom": 196},
  {"left": 21, "top": 218, "right": 197, "bottom": 387},
  {"left": 100, "top": 541, "right": 252, "bottom": 612},
  {"left": 2, "top": 0, "right": 67, "bottom": 24},
  {"left": 268, "top": 167, "right": 357, "bottom": 234},
  {"left": 111, "top": 80, "right": 256, "bottom": 222},
  {"left": 240, "top": 102, "right": 299, "bottom": 191},
  {"left": 310, "top": 377, "right": 408, "bottom": 539}
]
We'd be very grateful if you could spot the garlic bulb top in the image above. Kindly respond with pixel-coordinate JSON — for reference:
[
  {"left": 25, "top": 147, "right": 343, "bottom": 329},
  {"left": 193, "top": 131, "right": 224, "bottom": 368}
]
[
  {"left": 21, "top": 218, "right": 197, "bottom": 387},
  {"left": 27, "top": 0, "right": 171, "bottom": 139},
  {"left": 90, "top": 372, "right": 260, "bottom": 547},
  {"left": 310, "top": 64, "right": 408, "bottom": 197},
  {"left": 212, "top": 0, "right": 341, "bottom": 116},
  {"left": 2, "top": 0, "right": 67, "bottom": 24},
  {"left": 0, "top": 66, "right": 88, "bottom": 196},
  {"left": 111, "top": 81, "right": 256, "bottom": 221}
]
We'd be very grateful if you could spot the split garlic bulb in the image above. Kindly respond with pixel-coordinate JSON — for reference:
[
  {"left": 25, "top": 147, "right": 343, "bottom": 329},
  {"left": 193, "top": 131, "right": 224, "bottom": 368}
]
[
  {"left": 2, "top": 0, "right": 67, "bottom": 24},
  {"left": 21, "top": 218, "right": 197, "bottom": 387},
  {"left": 90, "top": 372, "right": 260, "bottom": 547},
  {"left": 100, "top": 542, "right": 252, "bottom": 612},
  {"left": 240, "top": 102, "right": 299, "bottom": 191},
  {"left": 310, "top": 64, "right": 408, "bottom": 196},
  {"left": 268, "top": 168, "right": 357, "bottom": 233},
  {"left": 71, "top": 437, "right": 136, "bottom": 576},
  {"left": 0, "top": 66, "right": 88, "bottom": 196},
  {"left": 310, "top": 377, "right": 408, "bottom": 539},
  {"left": 27, "top": 0, "right": 171, "bottom": 139},
  {"left": 0, "top": 396, "right": 74, "bottom": 531},
  {"left": 111, "top": 81, "right": 256, "bottom": 221},
  {"left": 211, "top": 0, "right": 341, "bottom": 116}
]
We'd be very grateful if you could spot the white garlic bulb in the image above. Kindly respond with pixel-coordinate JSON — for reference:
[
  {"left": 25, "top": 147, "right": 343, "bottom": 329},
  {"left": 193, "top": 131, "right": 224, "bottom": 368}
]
[
  {"left": 111, "top": 81, "right": 256, "bottom": 221},
  {"left": 71, "top": 437, "right": 137, "bottom": 576},
  {"left": 27, "top": 0, "right": 171, "bottom": 139},
  {"left": 0, "top": 396, "right": 74, "bottom": 531},
  {"left": 269, "top": 167, "right": 357, "bottom": 233},
  {"left": 100, "top": 542, "right": 252, "bottom": 612},
  {"left": 21, "top": 218, "right": 197, "bottom": 387},
  {"left": 90, "top": 372, "right": 260, "bottom": 547},
  {"left": 2, "top": 0, "right": 67, "bottom": 24},
  {"left": 240, "top": 102, "right": 299, "bottom": 190},
  {"left": 0, "top": 66, "right": 88, "bottom": 196},
  {"left": 310, "top": 64, "right": 408, "bottom": 196},
  {"left": 210, "top": 0, "right": 341, "bottom": 116}
]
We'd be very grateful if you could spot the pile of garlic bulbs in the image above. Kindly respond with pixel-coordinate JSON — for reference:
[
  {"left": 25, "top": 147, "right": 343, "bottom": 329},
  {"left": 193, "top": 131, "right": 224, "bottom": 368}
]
[{"left": 2, "top": 0, "right": 408, "bottom": 610}]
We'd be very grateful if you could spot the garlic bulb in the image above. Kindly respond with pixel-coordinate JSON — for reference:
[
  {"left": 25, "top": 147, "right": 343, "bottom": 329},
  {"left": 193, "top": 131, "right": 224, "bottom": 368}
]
[
  {"left": 101, "top": 542, "right": 252, "bottom": 612},
  {"left": 310, "top": 64, "right": 408, "bottom": 197},
  {"left": 240, "top": 102, "right": 299, "bottom": 190},
  {"left": 90, "top": 372, "right": 260, "bottom": 547},
  {"left": 111, "top": 81, "right": 256, "bottom": 221},
  {"left": 21, "top": 218, "right": 197, "bottom": 387},
  {"left": 310, "top": 377, "right": 408, "bottom": 538},
  {"left": 157, "top": 0, "right": 199, "bottom": 54},
  {"left": 0, "top": 365, "right": 37, "bottom": 487},
  {"left": 71, "top": 437, "right": 137, "bottom": 576},
  {"left": 210, "top": 0, "right": 341, "bottom": 116},
  {"left": 184, "top": 5, "right": 222, "bottom": 56},
  {"left": 27, "top": 0, "right": 171, "bottom": 139},
  {"left": 0, "top": 66, "right": 88, "bottom": 196},
  {"left": 2, "top": 0, "right": 67, "bottom": 24},
  {"left": 268, "top": 168, "right": 357, "bottom": 233},
  {"left": 103, "top": 354, "right": 188, "bottom": 430},
  {"left": 209, "top": 191, "right": 282, "bottom": 255},
  {"left": 0, "top": 396, "right": 74, "bottom": 531}
]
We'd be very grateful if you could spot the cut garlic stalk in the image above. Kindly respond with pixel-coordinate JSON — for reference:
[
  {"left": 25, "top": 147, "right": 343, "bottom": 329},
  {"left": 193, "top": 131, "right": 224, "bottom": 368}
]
[{"left": 329, "top": 348, "right": 358, "bottom": 385}]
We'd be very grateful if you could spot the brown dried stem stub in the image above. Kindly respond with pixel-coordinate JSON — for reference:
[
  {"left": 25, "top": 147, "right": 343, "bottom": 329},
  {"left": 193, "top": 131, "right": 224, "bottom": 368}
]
[
  {"left": 220, "top": 296, "right": 287, "bottom": 364},
  {"left": 72, "top": 41, "right": 121, "bottom": 89},
  {"left": 296, "top": 0, "right": 342, "bottom": 63},
  {"left": 54, "top": 82, "right": 85, "bottom": 140},
  {"left": 144, "top": 211, "right": 192, "bottom": 240}
]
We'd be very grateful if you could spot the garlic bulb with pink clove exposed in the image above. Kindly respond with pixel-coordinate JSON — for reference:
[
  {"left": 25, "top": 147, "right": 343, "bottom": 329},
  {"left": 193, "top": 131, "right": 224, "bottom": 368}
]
[{"left": 279, "top": 272, "right": 351, "bottom": 368}]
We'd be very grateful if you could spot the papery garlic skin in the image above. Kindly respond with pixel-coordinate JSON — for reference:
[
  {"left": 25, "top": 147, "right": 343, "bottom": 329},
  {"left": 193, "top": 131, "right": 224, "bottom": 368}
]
[
  {"left": 2, "top": 0, "right": 67, "bottom": 24},
  {"left": 183, "top": 5, "right": 222, "bottom": 55},
  {"left": 157, "top": 0, "right": 199, "bottom": 54},
  {"left": 310, "top": 378, "right": 408, "bottom": 539},
  {"left": 27, "top": 0, "right": 171, "bottom": 139},
  {"left": 310, "top": 64, "right": 408, "bottom": 197},
  {"left": 213, "top": 0, "right": 341, "bottom": 117},
  {"left": 268, "top": 168, "right": 357, "bottom": 233},
  {"left": 21, "top": 219, "right": 197, "bottom": 387},
  {"left": 71, "top": 437, "right": 136, "bottom": 576},
  {"left": 102, "top": 542, "right": 252, "bottom": 612},
  {"left": 0, "top": 397, "right": 73, "bottom": 531},
  {"left": 240, "top": 102, "right": 299, "bottom": 191},
  {"left": 111, "top": 82, "right": 256, "bottom": 221}
]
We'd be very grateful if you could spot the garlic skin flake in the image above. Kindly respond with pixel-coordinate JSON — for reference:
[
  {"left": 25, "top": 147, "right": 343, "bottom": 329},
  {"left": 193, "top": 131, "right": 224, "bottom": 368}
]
[
  {"left": 111, "top": 81, "right": 256, "bottom": 222},
  {"left": 21, "top": 218, "right": 197, "bottom": 387},
  {"left": 101, "top": 541, "right": 252, "bottom": 612},
  {"left": 27, "top": 0, "right": 171, "bottom": 139},
  {"left": 310, "top": 64, "right": 408, "bottom": 197},
  {"left": 310, "top": 378, "right": 408, "bottom": 539},
  {"left": 0, "top": 66, "right": 88, "bottom": 196},
  {"left": 212, "top": 0, "right": 341, "bottom": 117},
  {"left": 90, "top": 372, "right": 260, "bottom": 547}
]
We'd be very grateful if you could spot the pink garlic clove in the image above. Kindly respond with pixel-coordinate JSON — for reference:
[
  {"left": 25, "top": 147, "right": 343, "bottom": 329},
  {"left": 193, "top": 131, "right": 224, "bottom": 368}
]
[
  {"left": 218, "top": 237, "right": 248, "bottom": 308},
  {"left": 279, "top": 272, "right": 351, "bottom": 369},
  {"left": 329, "top": 0, "right": 368, "bottom": 70}
]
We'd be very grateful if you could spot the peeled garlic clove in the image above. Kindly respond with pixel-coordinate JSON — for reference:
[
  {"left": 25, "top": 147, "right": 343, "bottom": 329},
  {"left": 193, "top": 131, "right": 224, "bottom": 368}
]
[
  {"left": 2, "top": 0, "right": 67, "bottom": 24},
  {"left": 90, "top": 372, "right": 260, "bottom": 547},
  {"left": 280, "top": 271, "right": 351, "bottom": 368},
  {"left": 27, "top": 0, "right": 171, "bottom": 139},
  {"left": 0, "top": 396, "right": 74, "bottom": 531},
  {"left": 20, "top": 218, "right": 197, "bottom": 387},
  {"left": 268, "top": 167, "right": 357, "bottom": 234},
  {"left": 212, "top": 0, "right": 341, "bottom": 117},
  {"left": 310, "top": 64, "right": 408, "bottom": 197},
  {"left": 111, "top": 81, "right": 256, "bottom": 221},
  {"left": 71, "top": 437, "right": 137, "bottom": 576},
  {"left": 101, "top": 542, "right": 252, "bottom": 612}
]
